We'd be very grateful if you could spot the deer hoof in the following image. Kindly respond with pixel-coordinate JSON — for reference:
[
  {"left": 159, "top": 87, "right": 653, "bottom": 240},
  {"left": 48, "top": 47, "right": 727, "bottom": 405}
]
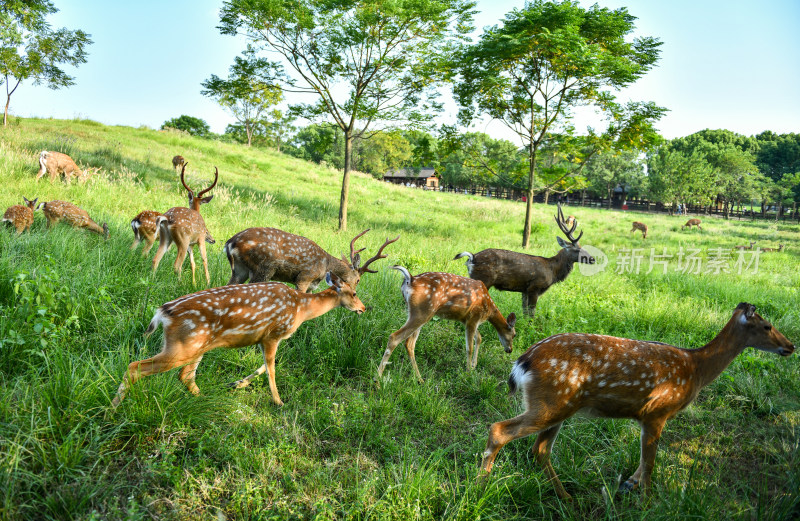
[{"left": 619, "top": 478, "right": 638, "bottom": 493}]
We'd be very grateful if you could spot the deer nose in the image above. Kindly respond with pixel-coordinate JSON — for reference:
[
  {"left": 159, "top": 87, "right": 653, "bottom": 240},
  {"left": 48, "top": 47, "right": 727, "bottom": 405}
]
[{"left": 780, "top": 344, "right": 795, "bottom": 356}]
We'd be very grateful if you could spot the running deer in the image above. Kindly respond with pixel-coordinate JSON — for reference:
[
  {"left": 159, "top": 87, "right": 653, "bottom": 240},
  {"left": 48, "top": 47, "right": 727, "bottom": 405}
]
[
  {"left": 2, "top": 197, "right": 38, "bottom": 235},
  {"left": 37, "top": 151, "right": 86, "bottom": 184},
  {"left": 40, "top": 200, "right": 109, "bottom": 239},
  {"left": 376, "top": 267, "right": 517, "bottom": 382},
  {"left": 682, "top": 218, "right": 702, "bottom": 230},
  {"left": 151, "top": 164, "right": 218, "bottom": 285},
  {"left": 111, "top": 272, "right": 365, "bottom": 408},
  {"left": 172, "top": 155, "right": 186, "bottom": 171},
  {"left": 480, "top": 303, "right": 794, "bottom": 499},
  {"left": 733, "top": 241, "right": 755, "bottom": 251},
  {"left": 630, "top": 221, "right": 648, "bottom": 239},
  {"left": 762, "top": 244, "right": 785, "bottom": 252},
  {"left": 225, "top": 228, "right": 399, "bottom": 291},
  {"left": 454, "top": 205, "right": 595, "bottom": 316},
  {"left": 130, "top": 210, "right": 164, "bottom": 254}
]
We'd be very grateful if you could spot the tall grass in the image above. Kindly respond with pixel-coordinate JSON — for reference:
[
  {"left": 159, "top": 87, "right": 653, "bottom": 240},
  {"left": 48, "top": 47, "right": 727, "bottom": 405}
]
[{"left": 0, "top": 118, "right": 798, "bottom": 520}]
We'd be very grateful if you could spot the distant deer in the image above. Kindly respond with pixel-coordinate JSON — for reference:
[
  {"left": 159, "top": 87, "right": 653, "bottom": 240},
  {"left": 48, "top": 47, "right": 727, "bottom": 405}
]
[
  {"left": 682, "top": 218, "right": 702, "bottom": 230},
  {"left": 733, "top": 241, "right": 755, "bottom": 251},
  {"left": 151, "top": 164, "right": 218, "bottom": 285},
  {"left": 454, "top": 204, "right": 595, "bottom": 316},
  {"left": 2, "top": 197, "right": 38, "bottom": 235},
  {"left": 39, "top": 200, "right": 108, "bottom": 239},
  {"left": 129, "top": 210, "right": 163, "bottom": 254},
  {"left": 225, "top": 228, "right": 399, "bottom": 291},
  {"left": 480, "top": 303, "right": 794, "bottom": 499},
  {"left": 172, "top": 155, "right": 186, "bottom": 172},
  {"left": 630, "top": 221, "right": 648, "bottom": 239},
  {"left": 565, "top": 215, "right": 576, "bottom": 228},
  {"left": 762, "top": 244, "right": 785, "bottom": 252},
  {"left": 376, "top": 267, "right": 517, "bottom": 382},
  {"left": 111, "top": 272, "right": 365, "bottom": 408},
  {"left": 37, "top": 151, "right": 84, "bottom": 184}
]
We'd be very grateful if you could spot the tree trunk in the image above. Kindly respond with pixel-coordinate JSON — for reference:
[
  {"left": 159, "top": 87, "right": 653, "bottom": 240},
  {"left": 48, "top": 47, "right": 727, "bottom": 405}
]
[
  {"left": 246, "top": 120, "right": 253, "bottom": 147},
  {"left": 338, "top": 131, "right": 354, "bottom": 231},
  {"left": 3, "top": 94, "right": 9, "bottom": 127},
  {"left": 543, "top": 190, "right": 550, "bottom": 205}
]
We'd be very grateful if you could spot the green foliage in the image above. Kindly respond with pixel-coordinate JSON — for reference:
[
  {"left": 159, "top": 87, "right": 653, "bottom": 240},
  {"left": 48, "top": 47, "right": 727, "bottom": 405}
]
[
  {"left": 353, "top": 131, "right": 413, "bottom": 178},
  {"left": 584, "top": 150, "right": 646, "bottom": 204},
  {"left": 161, "top": 115, "right": 211, "bottom": 137},
  {"left": 0, "top": 0, "right": 92, "bottom": 125}
]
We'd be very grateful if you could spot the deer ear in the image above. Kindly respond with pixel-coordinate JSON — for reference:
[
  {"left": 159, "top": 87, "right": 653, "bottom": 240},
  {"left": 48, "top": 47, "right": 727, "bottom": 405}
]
[
  {"left": 326, "top": 272, "right": 342, "bottom": 291},
  {"left": 556, "top": 236, "right": 569, "bottom": 248},
  {"left": 201, "top": 194, "right": 214, "bottom": 203},
  {"left": 507, "top": 312, "right": 517, "bottom": 328},
  {"left": 736, "top": 302, "right": 756, "bottom": 321}
]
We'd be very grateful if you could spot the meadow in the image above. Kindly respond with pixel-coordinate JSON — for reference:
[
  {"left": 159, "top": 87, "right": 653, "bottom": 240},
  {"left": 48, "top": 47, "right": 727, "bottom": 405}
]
[{"left": 0, "top": 118, "right": 798, "bottom": 520}]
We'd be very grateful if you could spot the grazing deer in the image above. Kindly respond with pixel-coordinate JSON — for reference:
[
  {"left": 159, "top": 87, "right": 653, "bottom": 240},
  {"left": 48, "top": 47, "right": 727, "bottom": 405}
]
[
  {"left": 762, "top": 244, "right": 785, "bottom": 252},
  {"left": 37, "top": 151, "right": 84, "bottom": 185},
  {"left": 225, "top": 228, "right": 399, "bottom": 291},
  {"left": 172, "top": 155, "right": 186, "bottom": 171},
  {"left": 39, "top": 200, "right": 108, "bottom": 239},
  {"left": 376, "top": 266, "right": 517, "bottom": 382},
  {"left": 630, "top": 221, "right": 648, "bottom": 239},
  {"left": 733, "top": 241, "right": 755, "bottom": 251},
  {"left": 454, "top": 205, "right": 595, "bottom": 316},
  {"left": 682, "top": 218, "right": 702, "bottom": 230},
  {"left": 480, "top": 303, "right": 794, "bottom": 499},
  {"left": 111, "top": 272, "right": 365, "bottom": 408},
  {"left": 3, "top": 197, "right": 38, "bottom": 235},
  {"left": 151, "top": 164, "right": 218, "bottom": 285},
  {"left": 130, "top": 210, "right": 163, "bottom": 254}
]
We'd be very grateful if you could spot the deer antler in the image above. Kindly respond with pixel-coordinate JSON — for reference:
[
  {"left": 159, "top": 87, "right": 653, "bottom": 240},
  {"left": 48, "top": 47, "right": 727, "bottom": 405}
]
[
  {"left": 180, "top": 163, "right": 193, "bottom": 195},
  {"left": 349, "top": 229, "right": 370, "bottom": 269},
  {"left": 359, "top": 234, "right": 400, "bottom": 274},
  {"left": 197, "top": 167, "right": 219, "bottom": 198},
  {"left": 555, "top": 203, "right": 582, "bottom": 244}
]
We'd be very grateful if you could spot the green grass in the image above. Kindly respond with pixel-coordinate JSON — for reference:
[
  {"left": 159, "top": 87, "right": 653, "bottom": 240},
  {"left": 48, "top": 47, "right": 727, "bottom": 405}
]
[{"left": 0, "top": 117, "right": 799, "bottom": 520}]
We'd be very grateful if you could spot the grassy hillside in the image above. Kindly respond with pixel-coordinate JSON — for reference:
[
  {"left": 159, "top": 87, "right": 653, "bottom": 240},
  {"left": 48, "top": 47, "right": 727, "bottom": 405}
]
[{"left": 1, "top": 117, "right": 798, "bottom": 520}]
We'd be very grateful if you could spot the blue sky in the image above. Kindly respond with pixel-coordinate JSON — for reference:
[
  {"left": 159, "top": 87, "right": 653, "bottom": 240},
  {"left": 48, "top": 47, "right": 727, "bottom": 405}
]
[{"left": 9, "top": 0, "right": 800, "bottom": 142}]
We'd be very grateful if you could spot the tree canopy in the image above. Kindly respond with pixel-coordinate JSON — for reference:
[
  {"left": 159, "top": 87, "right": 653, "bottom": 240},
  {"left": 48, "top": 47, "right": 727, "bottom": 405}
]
[{"left": 161, "top": 115, "right": 211, "bottom": 137}]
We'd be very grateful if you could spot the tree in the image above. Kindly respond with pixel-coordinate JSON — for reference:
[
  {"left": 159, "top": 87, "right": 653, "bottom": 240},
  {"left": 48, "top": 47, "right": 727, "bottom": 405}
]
[
  {"left": 452, "top": 0, "right": 664, "bottom": 247},
  {"left": 161, "top": 115, "right": 211, "bottom": 137},
  {"left": 219, "top": 0, "right": 475, "bottom": 231},
  {"left": 584, "top": 150, "right": 645, "bottom": 209},
  {"left": 287, "top": 123, "right": 345, "bottom": 169},
  {"left": 353, "top": 131, "right": 412, "bottom": 178},
  {"left": 0, "top": 0, "right": 92, "bottom": 126},
  {"left": 647, "top": 148, "right": 714, "bottom": 213},
  {"left": 201, "top": 50, "right": 284, "bottom": 147}
]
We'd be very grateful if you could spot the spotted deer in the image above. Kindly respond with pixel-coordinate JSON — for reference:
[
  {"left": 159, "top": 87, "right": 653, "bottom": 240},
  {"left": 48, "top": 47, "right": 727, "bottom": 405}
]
[
  {"left": 2, "top": 197, "right": 38, "bottom": 235},
  {"left": 40, "top": 200, "right": 108, "bottom": 239},
  {"left": 111, "top": 272, "right": 365, "bottom": 408},
  {"left": 376, "top": 267, "right": 517, "bottom": 382},
  {"left": 480, "top": 303, "right": 794, "bottom": 499},
  {"left": 454, "top": 204, "right": 595, "bottom": 316},
  {"left": 151, "top": 164, "right": 218, "bottom": 285},
  {"left": 682, "top": 218, "right": 702, "bottom": 230},
  {"left": 130, "top": 210, "right": 163, "bottom": 254},
  {"left": 37, "top": 151, "right": 86, "bottom": 184},
  {"left": 172, "top": 155, "right": 186, "bottom": 171},
  {"left": 762, "top": 244, "right": 784, "bottom": 252},
  {"left": 225, "top": 228, "right": 399, "bottom": 291},
  {"left": 630, "top": 221, "right": 648, "bottom": 239},
  {"left": 733, "top": 241, "right": 755, "bottom": 251}
]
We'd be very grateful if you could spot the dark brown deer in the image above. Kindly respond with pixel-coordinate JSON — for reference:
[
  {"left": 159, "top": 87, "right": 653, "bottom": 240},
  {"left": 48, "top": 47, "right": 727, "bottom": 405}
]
[
  {"left": 224, "top": 228, "right": 399, "bottom": 291},
  {"left": 630, "top": 221, "right": 648, "bottom": 239},
  {"left": 376, "top": 267, "right": 516, "bottom": 382},
  {"left": 480, "top": 303, "right": 794, "bottom": 499},
  {"left": 733, "top": 241, "right": 755, "bottom": 251},
  {"left": 762, "top": 244, "right": 785, "bottom": 252},
  {"left": 2, "top": 197, "right": 38, "bottom": 235},
  {"left": 111, "top": 272, "right": 365, "bottom": 408},
  {"left": 151, "top": 164, "right": 218, "bottom": 285},
  {"left": 454, "top": 205, "right": 594, "bottom": 316},
  {"left": 172, "top": 155, "right": 186, "bottom": 171},
  {"left": 682, "top": 218, "right": 702, "bottom": 230},
  {"left": 40, "top": 200, "right": 109, "bottom": 239}
]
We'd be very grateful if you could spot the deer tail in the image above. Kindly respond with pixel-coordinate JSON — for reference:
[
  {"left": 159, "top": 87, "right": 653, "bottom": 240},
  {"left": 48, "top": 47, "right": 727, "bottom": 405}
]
[
  {"left": 453, "top": 251, "right": 473, "bottom": 263},
  {"left": 507, "top": 359, "right": 530, "bottom": 395},
  {"left": 144, "top": 309, "right": 166, "bottom": 337},
  {"left": 390, "top": 265, "right": 412, "bottom": 285}
]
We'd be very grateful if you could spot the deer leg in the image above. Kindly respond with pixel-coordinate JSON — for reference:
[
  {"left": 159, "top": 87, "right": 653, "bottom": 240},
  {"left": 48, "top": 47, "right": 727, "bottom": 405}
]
[
  {"left": 621, "top": 418, "right": 666, "bottom": 495},
  {"left": 177, "top": 355, "right": 204, "bottom": 396},
  {"left": 481, "top": 407, "right": 559, "bottom": 474},
  {"left": 261, "top": 339, "right": 283, "bottom": 406},
  {"left": 465, "top": 321, "right": 480, "bottom": 370},
  {"left": 170, "top": 242, "right": 189, "bottom": 279},
  {"left": 112, "top": 343, "right": 197, "bottom": 408},
  {"left": 378, "top": 317, "right": 430, "bottom": 381},
  {"left": 229, "top": 362, "right": 267, "bottom": 390},
  {"left": 403, "top": 328, "right": 424, "bottom": 383},
  {"left": 532, "top": 422, "right": 571, "bottom": 500},
  {"left": 198, "top": 240, "right": 210, "bottom": 286},
  {"left": 151, "top": 231, "right": 172, "bottom": 272},
  {"left": 143, "top": 236, "right": 156, "bottom": 255},
  {"left": 130, "top": 236, "right": 141, "bottom": 250},
  {"left": 523, "top": 291, "right": 540, "bottom": 317},
  {"left": 471, "top": 329, "right": 483, "bottom": 369},
  {"left": 186, "top": 247, "right": 197, "bottom": 285}
]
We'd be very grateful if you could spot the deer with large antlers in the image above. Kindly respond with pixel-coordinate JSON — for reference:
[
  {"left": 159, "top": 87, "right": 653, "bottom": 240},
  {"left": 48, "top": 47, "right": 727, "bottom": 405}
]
[
  {"left": 480, "top": 303, "right": 794, "bottom": 499},
  {"left": 455, "top": 205, "right": 595, "bottom": 316},
  {"left": 376, "top": 267, "right": 517, "bottom": 382},
  {"left": 151, "top": 164, "right": 218, "bottom": 285},
  {"left": 630, "top": 221, "right": 648, "bottom": 239},
  {"left": 224, "top": 228, "right": 399, "bottom": 291},
  {"left": 111, "top": 272, "right": 365, "bottom": 408},
  {"left": 3, "top": 197, "right": 38, "bottom": 235},
  {"left": 40, "top": 200, "right": 109, "bottom": 239}
]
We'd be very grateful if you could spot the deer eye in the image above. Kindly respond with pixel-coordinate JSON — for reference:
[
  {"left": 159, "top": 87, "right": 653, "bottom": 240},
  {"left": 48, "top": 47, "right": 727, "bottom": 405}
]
[{"left": 764, "top": 325, "right": 772, "bottom": 331}]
